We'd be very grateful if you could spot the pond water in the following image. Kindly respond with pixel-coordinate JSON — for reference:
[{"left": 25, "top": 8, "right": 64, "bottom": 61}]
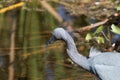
[
  {"left": 0, "top": 4, "right": 97, "bottom": 79},
  {"left": 0, "top": 31, "right": 96, "bottom": 80}
]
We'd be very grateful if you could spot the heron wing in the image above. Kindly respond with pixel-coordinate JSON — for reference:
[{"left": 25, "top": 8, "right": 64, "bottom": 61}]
[
  {"left": 89, "top": 47, "right": 102, "bottom": 58},
  {"left": 94, "top": 65, "right": 120, "bottom": 80}
]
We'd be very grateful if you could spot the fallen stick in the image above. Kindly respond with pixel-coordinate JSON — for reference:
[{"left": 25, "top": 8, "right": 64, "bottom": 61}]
[
  {"left": 76, "top": 19, "right": 109, "bottom": 32},
  {"left": 0, "top": 2, "right": 25, "bottom": 14},
  {"left": 39, "top": 0, "right": 63, "bottom": 23}
]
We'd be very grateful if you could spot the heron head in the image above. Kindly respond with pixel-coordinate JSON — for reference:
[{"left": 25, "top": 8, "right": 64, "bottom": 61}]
[{"left": 46, "top": 28, "right": 70, "bottom": 46}]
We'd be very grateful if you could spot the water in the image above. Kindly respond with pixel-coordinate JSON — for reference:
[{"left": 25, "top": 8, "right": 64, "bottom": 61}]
[
  {"left": 0, "top": 3, "right": 97, "bottom": 80},
  {"left": 0, "top": 28, "right": 96, "bottom": 80},
  {"left": 43, "top": 40, "right": 95, "bottom": 80}
]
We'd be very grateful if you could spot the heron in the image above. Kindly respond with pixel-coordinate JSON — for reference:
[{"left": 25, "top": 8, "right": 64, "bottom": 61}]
[{"left": 47, "top": 28, "right": 120, "bottom": 80}]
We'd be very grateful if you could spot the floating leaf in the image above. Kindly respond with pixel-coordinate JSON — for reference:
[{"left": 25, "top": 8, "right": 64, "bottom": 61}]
[
  {"left": 96, "top": 37, "right": 104, "bottom": 44},
  {"left": 94, "top": 26, "right": 103, "bottom": 35},
  {"left": 85, "top": 33, "right": 92, "bottom": 41},
  {"left": 116, "top": 6, "right": 120, "bottom": 11},
  {"left": 0, "top": 4, "right": 3, "bottom": 8},
  {"left": 111, "top": 24, "right": 120, "bottom": 34}
]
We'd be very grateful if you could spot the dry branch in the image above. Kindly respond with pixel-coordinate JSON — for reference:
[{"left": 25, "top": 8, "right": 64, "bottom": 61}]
[
  {"left": 76, "top": 19, "right": 109, "bottom": 32},
  {"left": 39, "top": 0, "right": 63, "bottom": 23},
  {"left": 0, "top": 2, "right": 25, "bottom": 14}
]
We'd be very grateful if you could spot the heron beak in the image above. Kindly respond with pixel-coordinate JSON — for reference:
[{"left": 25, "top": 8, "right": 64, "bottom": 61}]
[{"left": 46, "top": 35, "right": 57, "bottom": 47}]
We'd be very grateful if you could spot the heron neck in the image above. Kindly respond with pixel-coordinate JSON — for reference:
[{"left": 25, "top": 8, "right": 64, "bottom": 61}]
[{"left": 65, "top": 36, "right": 90, "bottom": 71}]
